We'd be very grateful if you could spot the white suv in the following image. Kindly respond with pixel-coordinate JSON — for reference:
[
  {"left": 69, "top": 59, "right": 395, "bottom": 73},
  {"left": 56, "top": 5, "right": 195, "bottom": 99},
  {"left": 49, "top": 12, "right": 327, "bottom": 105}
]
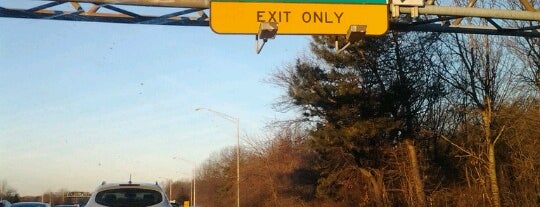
[{"left": 85, "top": 182, "right": 172, "bottom": 207}]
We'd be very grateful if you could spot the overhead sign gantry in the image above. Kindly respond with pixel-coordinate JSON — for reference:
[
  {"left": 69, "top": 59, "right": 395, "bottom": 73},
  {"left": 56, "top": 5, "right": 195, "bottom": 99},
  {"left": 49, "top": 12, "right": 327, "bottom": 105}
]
[
  {"left": 1, "top": 0, "right": 539, "bottom": 53},
  {"left": 1, "top": 0, "right": 538, "bottom": 37},
  {"left": 210, "top": 0, "right": 389, "bottom": 35}
]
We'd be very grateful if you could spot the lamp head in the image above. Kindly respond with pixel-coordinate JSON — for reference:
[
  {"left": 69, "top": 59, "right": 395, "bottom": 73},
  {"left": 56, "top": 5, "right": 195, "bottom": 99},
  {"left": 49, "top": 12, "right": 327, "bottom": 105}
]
[
  {"left": 258, "top": 22, "right": 278, "bottom": 40},
  {"left": 346, "top": 25, "right": 366, "bottom": 43}
]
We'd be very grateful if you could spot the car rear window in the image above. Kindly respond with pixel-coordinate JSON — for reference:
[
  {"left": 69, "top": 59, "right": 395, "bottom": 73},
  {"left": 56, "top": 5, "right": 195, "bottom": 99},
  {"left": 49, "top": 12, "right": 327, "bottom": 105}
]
[{"left": 95, "top": 188, "right": 163, "bottom": 207}]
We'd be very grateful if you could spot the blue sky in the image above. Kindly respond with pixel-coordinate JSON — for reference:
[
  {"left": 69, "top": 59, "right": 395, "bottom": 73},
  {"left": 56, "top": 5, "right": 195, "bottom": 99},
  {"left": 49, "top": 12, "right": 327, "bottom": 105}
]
[{"left": 0, "top": 1, "right": 310, "bottom": 196}]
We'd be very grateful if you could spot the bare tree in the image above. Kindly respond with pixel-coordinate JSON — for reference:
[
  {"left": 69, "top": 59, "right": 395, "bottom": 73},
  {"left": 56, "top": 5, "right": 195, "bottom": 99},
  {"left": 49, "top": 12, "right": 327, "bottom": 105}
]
[
  {"left": 0, "top": 180, "right": 19, "bottom": 202},
  {"left": 503, "top": 0, "right": 540, "bottom": 91},
  {"left": 436, "top": 30, "right": 522, "bottom": 206}
]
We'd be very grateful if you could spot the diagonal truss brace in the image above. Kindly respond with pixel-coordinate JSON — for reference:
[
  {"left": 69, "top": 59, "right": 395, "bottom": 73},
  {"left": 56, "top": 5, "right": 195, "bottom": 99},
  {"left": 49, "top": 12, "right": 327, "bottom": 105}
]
[{"left": 0, "top": 0, "right": 209, "bottom": 26}]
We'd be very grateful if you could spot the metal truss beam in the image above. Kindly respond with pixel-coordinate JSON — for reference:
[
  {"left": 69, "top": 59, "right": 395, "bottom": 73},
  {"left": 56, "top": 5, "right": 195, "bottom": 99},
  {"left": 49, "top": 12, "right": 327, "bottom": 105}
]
[
  {"left": 46, "top": 0, "right": 210, "bottom": 8},
  {"left": 0, "top": 0, "right": 209, "bottom": 26},
  {"left": 391, "top": 22, "right": 539, "bottom": 38},
  {"left": 0, "top": 0, "right": 538, "bottom": 37}
]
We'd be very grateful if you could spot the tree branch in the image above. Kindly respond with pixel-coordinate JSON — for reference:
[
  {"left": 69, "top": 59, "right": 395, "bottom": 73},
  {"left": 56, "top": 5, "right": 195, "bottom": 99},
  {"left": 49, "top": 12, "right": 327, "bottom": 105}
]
[
  {"left": 493, "top": 125, "right": 506, "bottom": 145},
  {"left": 440, "top": 135, "right": 487, "bottom": 164}
]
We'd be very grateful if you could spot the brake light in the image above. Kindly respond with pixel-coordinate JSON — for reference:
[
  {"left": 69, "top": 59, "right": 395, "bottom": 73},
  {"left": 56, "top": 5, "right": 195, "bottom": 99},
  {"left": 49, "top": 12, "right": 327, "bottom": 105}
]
[{"left": 119, "top": 184, "right": 140, "bottom": 186}]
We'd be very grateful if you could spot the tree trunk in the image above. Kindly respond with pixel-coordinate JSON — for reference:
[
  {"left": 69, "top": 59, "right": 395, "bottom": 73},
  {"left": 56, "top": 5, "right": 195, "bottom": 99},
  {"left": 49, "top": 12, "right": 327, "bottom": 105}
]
[
  {"left": 487, "top": 143, "right": 500, "bottom": 207},
  {"left": 404, "top": 139, "right": 426, "bottom": 206},
  {"left": 359, "top": 168, "right": 387, "bottom": 207},
  {"left": 482, "top": 98, "right": 501, "bottom": 207}
]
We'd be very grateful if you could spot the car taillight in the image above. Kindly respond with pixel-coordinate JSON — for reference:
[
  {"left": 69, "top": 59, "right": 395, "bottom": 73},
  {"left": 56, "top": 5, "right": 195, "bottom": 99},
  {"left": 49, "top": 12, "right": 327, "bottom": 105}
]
[{"left": 118, "top": 184, "right": 140, "bottom": 186}]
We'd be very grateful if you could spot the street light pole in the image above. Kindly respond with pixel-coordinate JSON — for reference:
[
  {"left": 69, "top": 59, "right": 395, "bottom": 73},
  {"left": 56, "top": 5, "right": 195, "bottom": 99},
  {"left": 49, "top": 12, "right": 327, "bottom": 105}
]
[
  {"left": 173, "top": 157, "right": 197, "bottom": 207},
  {"left": 175, "top": 171, "right": 193, "bottom": 207},
  {"left": 192, "top": 167, "right": 196, "bottom": 207},
  {"left": 158, "top": 177, "right": 172, "bottom": 200},
  {"left": 195, "top": 108, "right": 240, "bottom": 207}
]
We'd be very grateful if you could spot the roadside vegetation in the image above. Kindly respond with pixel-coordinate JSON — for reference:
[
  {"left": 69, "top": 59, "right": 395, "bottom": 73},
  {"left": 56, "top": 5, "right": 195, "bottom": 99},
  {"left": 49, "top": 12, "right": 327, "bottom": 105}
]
[
  {"left": 192, "top": 1, "right": 539, "bottom": 206},
  {"left": 190, "top": 32, "right": 538, "bottom": 207},
  {"left": 6, "top": 27, "right": 539, "bottom": 207},
  {"left": 3, "top": 1, "right": 539, "bottom": 206},
  {"left": 5, "top": 33, "right": 539, "bottom": 207}
]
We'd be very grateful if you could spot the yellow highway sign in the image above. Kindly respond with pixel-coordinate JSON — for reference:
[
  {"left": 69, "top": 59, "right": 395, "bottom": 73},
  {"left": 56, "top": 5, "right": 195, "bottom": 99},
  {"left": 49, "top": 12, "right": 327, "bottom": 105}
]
[{"left": 210, "top": 2, "right": 388, "bottom": 35}]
